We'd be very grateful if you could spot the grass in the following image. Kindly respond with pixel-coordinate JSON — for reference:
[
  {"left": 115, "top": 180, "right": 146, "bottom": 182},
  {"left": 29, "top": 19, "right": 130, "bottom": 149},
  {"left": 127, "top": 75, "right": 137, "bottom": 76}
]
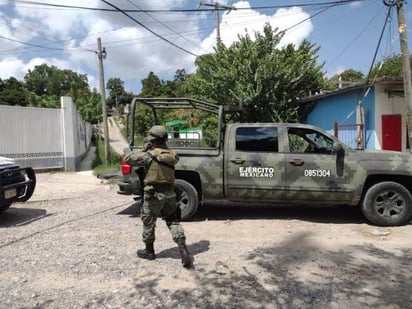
[{"left": 92, "top": 138, "right": 121, "bottom": 176}]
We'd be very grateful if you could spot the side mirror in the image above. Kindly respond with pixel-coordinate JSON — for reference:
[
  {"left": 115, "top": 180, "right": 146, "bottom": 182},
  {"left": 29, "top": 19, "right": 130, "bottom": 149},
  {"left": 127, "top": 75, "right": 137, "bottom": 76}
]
[
  {"left": 333, "top": 142, "right": 345, "bottom": 177},
  {"left": 333, "top": 142, "right": 344, "bottom": 155}
]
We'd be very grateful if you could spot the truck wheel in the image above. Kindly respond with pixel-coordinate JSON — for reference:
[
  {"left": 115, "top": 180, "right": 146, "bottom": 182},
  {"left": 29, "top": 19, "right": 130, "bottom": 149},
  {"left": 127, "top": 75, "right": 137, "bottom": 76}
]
[
  {"left": 175, "top": 179, "right": 199, "bottom": 220},
  {"left": 362, "top": 181, "right": 412, "bottom": 226}
]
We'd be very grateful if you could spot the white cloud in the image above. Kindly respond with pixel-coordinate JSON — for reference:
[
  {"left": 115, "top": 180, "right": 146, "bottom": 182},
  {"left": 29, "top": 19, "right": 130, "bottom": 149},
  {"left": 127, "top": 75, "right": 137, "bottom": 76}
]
[
  {"left": 0, "top": 1, "right": 314, "bottom": 92},
  {"left": 14, "top": 0, "right": 100, "bottom": 38},
  {"left": 0, "top": 57, "right": 73, "bottom": 80},
  {"left": 328, "top": 65, "right": 347, "bottom": 78},
  {"left": 349, "top": 1, "right": 363, "bottom": 7},
  {"left": 201, "top": 1, "right": 313, "bottom": 52}
]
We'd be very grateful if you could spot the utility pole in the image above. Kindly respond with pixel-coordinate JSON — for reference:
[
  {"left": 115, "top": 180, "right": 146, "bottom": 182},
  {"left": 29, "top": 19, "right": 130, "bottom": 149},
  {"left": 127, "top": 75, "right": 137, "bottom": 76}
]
[
  {"left": 394, "top": 0, "right": 412, "bottom": 149},
  {"left": 198, "top": 1, "right": 236, "bottom": 45},
  {"left": 97, "top": 37, "right": 110, "bottom": 164}
]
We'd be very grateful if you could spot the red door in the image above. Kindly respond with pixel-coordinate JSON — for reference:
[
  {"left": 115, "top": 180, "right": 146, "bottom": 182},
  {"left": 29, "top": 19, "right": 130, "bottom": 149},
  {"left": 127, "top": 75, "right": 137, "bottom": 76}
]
[{"left": 382, "top": 114, "right": 402, "bottom": 151}]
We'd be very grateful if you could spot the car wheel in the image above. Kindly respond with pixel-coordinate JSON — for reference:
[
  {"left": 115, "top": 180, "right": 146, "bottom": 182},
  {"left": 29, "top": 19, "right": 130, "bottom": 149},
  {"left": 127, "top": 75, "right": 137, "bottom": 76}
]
[
  {"left": 175, "top": 179, "right": 199, "bottom": 220},
  {"left": 362, "top": 181, "right": 412, "bottom": 226},
  {"left": 0, "top": 202, "right": 11, "bottom": 213}
]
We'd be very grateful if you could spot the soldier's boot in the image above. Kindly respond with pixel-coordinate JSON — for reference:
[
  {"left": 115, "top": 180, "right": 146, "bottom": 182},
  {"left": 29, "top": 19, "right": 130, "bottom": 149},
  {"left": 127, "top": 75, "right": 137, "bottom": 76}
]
[
  {"left": 178, "top": 242, "right": 194, "bottom": 268},
  {"left": 136, "top": 243, "right": 156, "bottom": 260}
]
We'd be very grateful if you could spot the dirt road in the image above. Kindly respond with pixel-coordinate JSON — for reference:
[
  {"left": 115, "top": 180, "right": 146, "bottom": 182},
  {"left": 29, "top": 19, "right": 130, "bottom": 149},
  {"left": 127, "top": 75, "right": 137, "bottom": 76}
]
[{"left": 0, "top": 172, "right": 411, "bottom": 308}]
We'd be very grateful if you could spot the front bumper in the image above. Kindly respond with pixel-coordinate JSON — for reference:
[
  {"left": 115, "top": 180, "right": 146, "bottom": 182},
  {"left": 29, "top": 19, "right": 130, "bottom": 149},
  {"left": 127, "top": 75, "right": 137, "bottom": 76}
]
[
  {"left": 0, "top": 167, "right": 36, "bottom": 205},
  {"left": 117, "top": 177, "right": 140, "bottom": 196}
]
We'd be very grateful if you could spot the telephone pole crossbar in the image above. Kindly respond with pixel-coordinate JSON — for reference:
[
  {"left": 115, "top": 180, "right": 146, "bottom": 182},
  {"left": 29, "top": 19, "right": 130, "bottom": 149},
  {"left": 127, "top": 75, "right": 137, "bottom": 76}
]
[{"left": 198, "top": 1, "right": 236, "bottom": 45}]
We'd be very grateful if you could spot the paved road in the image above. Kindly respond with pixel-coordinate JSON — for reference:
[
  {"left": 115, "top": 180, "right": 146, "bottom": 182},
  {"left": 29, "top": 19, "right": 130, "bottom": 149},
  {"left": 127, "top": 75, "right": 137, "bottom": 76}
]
[
  {"left": 77, "top": 117, "right": 128, "bottom": 173},
  {"left": 108, "top": 117, "right": 128, "bottom": 155}
]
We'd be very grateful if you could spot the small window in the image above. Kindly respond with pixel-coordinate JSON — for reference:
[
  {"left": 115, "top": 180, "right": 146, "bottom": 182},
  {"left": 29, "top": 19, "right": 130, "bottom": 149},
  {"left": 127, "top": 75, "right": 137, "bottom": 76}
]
[{"left": 236, "top": 127, "right": 278, "bottom": 152}]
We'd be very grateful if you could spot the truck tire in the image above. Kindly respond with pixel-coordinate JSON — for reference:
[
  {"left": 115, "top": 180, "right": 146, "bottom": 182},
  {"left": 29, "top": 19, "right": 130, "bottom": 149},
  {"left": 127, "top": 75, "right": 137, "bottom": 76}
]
[
  {"left": 362, "top": 181, "right": 412, "bottom": 226},
  {"left": 175, "top": 179, "right": 199, "bottom": 220}
]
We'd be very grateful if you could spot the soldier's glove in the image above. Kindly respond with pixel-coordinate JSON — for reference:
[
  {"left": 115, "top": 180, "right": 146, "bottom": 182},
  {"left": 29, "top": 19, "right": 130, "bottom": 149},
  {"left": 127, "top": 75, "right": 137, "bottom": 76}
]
[{"left": 143, "top": 142, "right": 152, "bottom": 152}]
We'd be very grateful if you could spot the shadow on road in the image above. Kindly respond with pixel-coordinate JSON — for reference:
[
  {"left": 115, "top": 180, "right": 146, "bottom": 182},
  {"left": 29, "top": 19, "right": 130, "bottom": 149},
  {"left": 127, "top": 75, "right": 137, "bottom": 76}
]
[
  {"left": 193, "top": 203, "right": 366, "bottom": 225},
  {"left": 0, "top": 207, "right": 51, "bottom": 227},
  {"left": 117, "top": 200, "right": 367, "bottom": 225},
  {"left": 156, "top": 240, "right": 211, "bottom": 260},
  {"left": 117, "top": 201, "right": 140, "bottom": 217}
]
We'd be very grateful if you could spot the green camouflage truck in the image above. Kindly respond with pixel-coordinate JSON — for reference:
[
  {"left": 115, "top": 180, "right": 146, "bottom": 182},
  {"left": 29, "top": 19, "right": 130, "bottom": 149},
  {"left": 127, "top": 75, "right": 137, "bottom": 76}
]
[{"left": 117, "top": 98, "right": 412, "bottom": 226}]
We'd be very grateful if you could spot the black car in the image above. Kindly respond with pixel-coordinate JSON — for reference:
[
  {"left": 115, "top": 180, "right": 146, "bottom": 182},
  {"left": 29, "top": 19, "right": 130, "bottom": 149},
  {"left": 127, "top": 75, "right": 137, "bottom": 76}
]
[{"left": 0, "top": 157, "right": 36, "bottom": 212}]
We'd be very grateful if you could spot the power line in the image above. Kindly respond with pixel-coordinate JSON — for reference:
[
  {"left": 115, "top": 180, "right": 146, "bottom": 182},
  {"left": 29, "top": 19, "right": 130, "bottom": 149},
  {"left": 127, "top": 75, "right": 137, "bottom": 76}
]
[
  {"left": 8, "top": 0, "right": 369, "bottom": 12},
  {"left": 100, "top": 0, "right": 198, "bottom": 57},
  {"left": 0, "top": 34, "right": 93, "bottom": 52},
  {"left": 325, "top": 3, "right": 385, "bottom": 71},
  {"left": 364, "top": 4, "right": 394, "bottom": 84},
  {"left": 125, "top": 0, "right": 205, "bottom": 52}
]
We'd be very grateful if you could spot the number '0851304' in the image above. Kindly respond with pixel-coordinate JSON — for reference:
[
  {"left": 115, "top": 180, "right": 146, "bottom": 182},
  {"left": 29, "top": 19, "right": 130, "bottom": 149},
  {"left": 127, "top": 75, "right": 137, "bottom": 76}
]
[{"left": 304, "top": 169, "right": 331, "bottom": 177}]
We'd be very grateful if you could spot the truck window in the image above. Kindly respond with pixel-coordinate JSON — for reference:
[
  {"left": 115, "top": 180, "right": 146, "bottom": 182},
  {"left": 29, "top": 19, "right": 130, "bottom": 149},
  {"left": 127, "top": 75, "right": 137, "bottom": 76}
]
[
  {"left": 288, "top": 127, "right": 333, "bottom": 154},
  {"left": 236, "top": 127, "right": 278, "bottom": 152}
]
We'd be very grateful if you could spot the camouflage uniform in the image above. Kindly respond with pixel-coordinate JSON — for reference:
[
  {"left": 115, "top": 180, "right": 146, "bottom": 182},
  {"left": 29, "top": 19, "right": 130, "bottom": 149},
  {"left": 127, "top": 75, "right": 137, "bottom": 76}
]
[
  {"left": 125, "top": 125, "right": 193, "bottom": 268},
  {"left": 125, "top": 146, "right": 185, "bottom": 244}
]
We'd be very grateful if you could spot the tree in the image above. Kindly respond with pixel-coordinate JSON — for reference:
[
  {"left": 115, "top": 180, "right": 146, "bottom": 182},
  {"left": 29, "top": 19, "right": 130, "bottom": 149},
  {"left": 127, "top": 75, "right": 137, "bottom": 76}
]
[
  {"left": 24, "top": 64, "right": 89, "bottom": 98},
  {"left": 0, "top": 77, "right": 29, "bottom": 106},
  {"left": 326, "top": 69, "right": 365, "bottom": 89},
  {"left": 76, "top": 90, "right": 102, "bottom": 124},
  {"left": 106, "top": 77, "right": 133, "bottom": 113},
  {"left": 370, "top": 55, "right": 408, "bottom": 78},
  {"left": 187, "top": 24, "right": 326, "bottom": 122},
  {"left": 134, "top": 70, "right": 191, "bottom": 139},
  {"left": 139, "top": 72, "right": 163, "bottom": 97}
]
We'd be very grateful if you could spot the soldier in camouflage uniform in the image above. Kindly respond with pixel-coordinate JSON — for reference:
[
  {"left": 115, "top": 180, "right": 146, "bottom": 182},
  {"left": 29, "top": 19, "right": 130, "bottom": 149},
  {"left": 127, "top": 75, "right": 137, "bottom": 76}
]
[{"left": 125, "top": 125, "right": 194, "bottom": 268}]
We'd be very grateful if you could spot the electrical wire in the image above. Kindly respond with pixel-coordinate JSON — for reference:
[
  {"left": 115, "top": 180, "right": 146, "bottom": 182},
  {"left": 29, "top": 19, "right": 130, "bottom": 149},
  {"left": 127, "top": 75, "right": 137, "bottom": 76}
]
[
  {"left": 6, "top": 0, "right": 369, "bottom": 12},
  {"left": 125, "top": 0, "right": 206, "bottom": 53},
  {"left": 364, "top": 5, "right": 393, "bottom": 85},
  {"left": 356, "top": 3, "right": 394, "bottom": 108},
  {"left": 0, "top": 34, "right": 94, "bottom": 52},
  {"left": 1, "top": 0, "right": 369, "bottom": 58},
  {"left": 100, "top": 0, "right": 198, "bottom": 57},
  {"left": 325, "top": 2, "right": 384, "bottom": 71}
]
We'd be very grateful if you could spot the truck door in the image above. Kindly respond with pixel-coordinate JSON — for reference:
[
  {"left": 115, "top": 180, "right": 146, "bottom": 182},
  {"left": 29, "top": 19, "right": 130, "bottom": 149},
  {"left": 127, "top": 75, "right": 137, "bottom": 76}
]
[
  {"left": 225, "top": 125, "right": 287, "bottom": 201},
  {"left": 285, "top": 126, "right": 355, "bottom": 202}
]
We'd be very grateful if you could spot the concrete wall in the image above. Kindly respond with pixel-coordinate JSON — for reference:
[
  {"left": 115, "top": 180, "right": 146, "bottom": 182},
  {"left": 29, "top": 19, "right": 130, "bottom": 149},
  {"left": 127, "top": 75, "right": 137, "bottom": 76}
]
[
  {"left": 0, "top": 97, "right": 92, "bottom": 171},
  {"left": 374, "top": 84, "right": 408, "bottom": 151}
]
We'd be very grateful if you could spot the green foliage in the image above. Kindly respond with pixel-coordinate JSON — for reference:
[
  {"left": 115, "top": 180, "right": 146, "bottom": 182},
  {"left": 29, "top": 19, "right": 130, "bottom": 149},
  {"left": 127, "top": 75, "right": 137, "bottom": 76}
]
[
  {"left": 187, "top": 23, "right": 325, "bottom": 123},
  {"left": 106, "top": 77, "right": 133, "bottom": 114},
  {"left": 0, "top": 77, "right": 29, "bottom": 106},
  {"left": 133, "top": 71, "right": 188, "bottom": 141},
  {"left": 326, "top": 69, "right": 365, "bottom": 89},
  {"left": 0, "top": 63, "right": 102, "bottom": 122},
  {"left": 24, "top": 64, "right": 89, "bottom": 98},
  {"left": 76, "top": 90, "right": 102, "bottom": 123},
  {"left": 199, "top": 113, "right": 218, "bottom": 147},
  {"left": 134, "top": 105, "right": 154, "bottom": 138},
  {"left": 140, "top": 72, "right": 163, "bottom": 97},
  {"left": 28, "top": 94, "right": 60, "bottom": 108},
  {"left": 92, "top": 137, "right": 120, "bottom": 173},
  {"left": 370, "top": 55, "right": 407, "bottom": 78}
]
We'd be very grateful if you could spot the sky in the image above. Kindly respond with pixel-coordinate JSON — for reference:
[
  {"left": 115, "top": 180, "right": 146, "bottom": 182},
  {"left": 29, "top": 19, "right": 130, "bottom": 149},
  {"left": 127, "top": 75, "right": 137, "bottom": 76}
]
[{"left": 1, "top": 0, "right": 412, "bottom": 94}]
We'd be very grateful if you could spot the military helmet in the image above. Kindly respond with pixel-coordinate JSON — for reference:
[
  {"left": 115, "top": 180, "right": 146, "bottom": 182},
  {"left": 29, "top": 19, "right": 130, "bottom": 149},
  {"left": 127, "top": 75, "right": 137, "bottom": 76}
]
[{"left": 148, "top": 125, "right": 168, "bottom": 141}]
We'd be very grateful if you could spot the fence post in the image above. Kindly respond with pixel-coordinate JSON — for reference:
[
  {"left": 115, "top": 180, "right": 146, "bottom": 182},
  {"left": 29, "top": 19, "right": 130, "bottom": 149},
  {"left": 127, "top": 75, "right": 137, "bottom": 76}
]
[{"left": 334, "top": 122, "right": 339, "bottom": 138}]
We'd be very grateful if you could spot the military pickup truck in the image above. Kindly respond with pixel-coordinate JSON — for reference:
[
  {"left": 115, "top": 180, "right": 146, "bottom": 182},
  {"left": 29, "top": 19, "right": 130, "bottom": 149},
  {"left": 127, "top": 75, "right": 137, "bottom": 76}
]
[
  {"left": 0, "top": 156, "right": 36, "bottom": 212},
  {"left": 117, "top": 98, "right": 412, "bottom": 226}
]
